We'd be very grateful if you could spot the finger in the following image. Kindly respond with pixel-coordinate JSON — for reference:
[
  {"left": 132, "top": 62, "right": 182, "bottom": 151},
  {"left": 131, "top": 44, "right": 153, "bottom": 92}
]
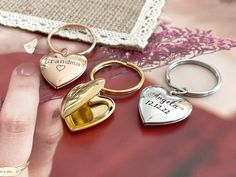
[
  {"left": 35, "top": 37, "right": 89, "bottom": 55},
  {"left": 29, "top": 99, "right": 63, "bottom": 177},
  {"left": 0, "top": 63, "right": 40, "bottom": 166}
]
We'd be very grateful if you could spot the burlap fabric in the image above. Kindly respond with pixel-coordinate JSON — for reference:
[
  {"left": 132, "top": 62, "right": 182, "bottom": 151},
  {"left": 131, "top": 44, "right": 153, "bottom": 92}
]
[{"left": 0, "top": 0, "right": 165, "bottom": 49}]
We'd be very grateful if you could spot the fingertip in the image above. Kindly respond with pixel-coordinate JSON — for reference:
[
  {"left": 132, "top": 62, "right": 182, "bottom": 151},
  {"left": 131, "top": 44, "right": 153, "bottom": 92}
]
[
  {"left": 15, "top": 62, "right": 39, "bottom": 77},
  {"left": 9, "top": 62, "right": 40, "bottom": 91}
]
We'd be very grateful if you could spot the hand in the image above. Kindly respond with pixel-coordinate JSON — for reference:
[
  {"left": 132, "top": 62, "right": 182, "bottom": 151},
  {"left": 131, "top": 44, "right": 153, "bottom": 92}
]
[
  {"left": 0, "top": 14, "right": 172, "bottom": 177},
  {"left": 0, "top": 63, "right": 63, "bottom": 177}
]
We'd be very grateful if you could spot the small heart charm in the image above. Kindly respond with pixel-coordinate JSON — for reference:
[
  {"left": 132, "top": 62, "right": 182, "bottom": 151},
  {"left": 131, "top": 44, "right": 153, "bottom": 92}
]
[
  {"left": 56, "top": 65, "right": 65, "bottom": 72},
  {"left": 40, "top": 53, "right": 87, "bottom": 89},
  {"left": 139, "top": 86, "right": 192, "bottom": 125},
  {"left": 61, "top": 79, "right": 115, "bottom": 132}
]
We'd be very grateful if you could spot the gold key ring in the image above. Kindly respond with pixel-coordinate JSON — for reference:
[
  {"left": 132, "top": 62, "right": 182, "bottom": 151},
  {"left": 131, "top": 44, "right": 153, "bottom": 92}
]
[
  {"left": 47, "top": 23, "right": 97, "bottom": 56},
  {"left": 90, "top": 60, "right": 145, "bottom": 95}
]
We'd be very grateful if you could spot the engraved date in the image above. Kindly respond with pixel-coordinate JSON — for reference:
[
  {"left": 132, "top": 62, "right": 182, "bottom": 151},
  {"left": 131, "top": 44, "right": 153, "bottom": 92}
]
[{"left": 145, "top": 100, "right": 170, "bottom": 114}]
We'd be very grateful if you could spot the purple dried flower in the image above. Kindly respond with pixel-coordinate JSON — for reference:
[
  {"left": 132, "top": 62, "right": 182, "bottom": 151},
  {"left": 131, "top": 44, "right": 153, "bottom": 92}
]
[{"left": 99, "top": 25, "right": 236, "bottom": 70}]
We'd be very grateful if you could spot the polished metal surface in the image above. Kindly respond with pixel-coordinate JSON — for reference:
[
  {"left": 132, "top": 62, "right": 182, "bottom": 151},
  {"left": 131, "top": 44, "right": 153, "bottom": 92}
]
[
  {"left": 165, "top": 59, "right": 222, "bottom": 98},
  {"left": 139, "top": 86, "right": 192, "bottom": 125},
  {"left": 61, "top": 79, "right": 115, "bottom": 132},
  {"left": 40, "top": 52, "right": 87, "bottom": 89},
  {"left": 90, "top": 60, "right": 145, "bottom": 95}
]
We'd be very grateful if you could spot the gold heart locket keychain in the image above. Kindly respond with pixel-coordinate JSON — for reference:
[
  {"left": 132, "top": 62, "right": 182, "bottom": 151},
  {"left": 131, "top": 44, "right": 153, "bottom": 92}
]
[
  {"left": 40, "top": 23, "right": 97, "bottom": 89},
  {"left": 61, "top": 60, "right": 145, "bottom": 132}
]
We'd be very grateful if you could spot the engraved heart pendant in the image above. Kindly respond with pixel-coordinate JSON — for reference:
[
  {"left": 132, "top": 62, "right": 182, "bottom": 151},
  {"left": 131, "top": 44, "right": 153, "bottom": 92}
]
[
  {"left": 139, "top": 86, "right": 192, "bottom": 125},
  {"left": 41, "top": 23, "right": 97, "bottom": 89},
  {"left": 61, "top": 79, "right": 115, "bottom": 132},
  {"left": 139, "top": 59, "right": 222, "bottom": 126},
  {"left": 40, "top": 53, "right": 87, "bottom": 89}
]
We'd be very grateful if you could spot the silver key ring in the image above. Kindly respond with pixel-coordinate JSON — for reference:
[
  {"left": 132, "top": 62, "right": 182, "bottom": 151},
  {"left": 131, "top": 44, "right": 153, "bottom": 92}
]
[{"left": 165, "top": 59, "right": 222, "bottom": 98}]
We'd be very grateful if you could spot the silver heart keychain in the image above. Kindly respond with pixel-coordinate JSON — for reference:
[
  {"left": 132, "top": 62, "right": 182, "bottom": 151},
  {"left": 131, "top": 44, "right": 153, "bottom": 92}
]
[{"left": 139, "top": 59, "right": 222, "bottom": 125}]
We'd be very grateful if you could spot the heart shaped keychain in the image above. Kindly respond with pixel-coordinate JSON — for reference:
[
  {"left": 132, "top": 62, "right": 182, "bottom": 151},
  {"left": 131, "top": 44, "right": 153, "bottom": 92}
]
[
  {"left": 139, "top": 59, "right": 222, "bottom": 125},
  {"left": 61, "top": 79, "right": 115, "bottom": 132},
  {"left": 40, "top": 23, "right": 97, "bottom": 89},
  {"left": 139, "top": 86, "right": 192, "bottom": 125},
  {"left": 61, "top": 60, "right": 145, "bottom": 132}
]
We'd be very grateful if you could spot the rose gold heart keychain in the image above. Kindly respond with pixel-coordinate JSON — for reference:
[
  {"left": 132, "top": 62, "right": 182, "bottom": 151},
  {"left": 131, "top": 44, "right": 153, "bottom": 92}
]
[{"left": 40, "top": 23, "right": 97, "bottom": 89}]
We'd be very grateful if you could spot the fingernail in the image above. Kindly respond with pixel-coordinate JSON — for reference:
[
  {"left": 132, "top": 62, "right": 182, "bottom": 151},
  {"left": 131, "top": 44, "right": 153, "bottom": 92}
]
[{"left": 16, "top": 62, "right": 37, "bottom": 76}]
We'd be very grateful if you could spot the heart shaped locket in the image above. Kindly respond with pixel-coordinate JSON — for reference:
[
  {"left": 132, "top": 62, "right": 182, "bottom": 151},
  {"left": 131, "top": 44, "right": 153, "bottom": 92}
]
[
  {"left": 40, "top": 23, "right": 97, "bottom": 89},
  {"left": 40, "top": 53, "right": 87, "bottom": 89},
  {"left": 61, "top": 79, "right": 115, "bottom": 132},
  {"left": 139, "top": 86, "right": 192, "bottom": 125},
  {"left": 61, "top": 60, "right": 145, "bottom": 132},
  {"left": 139, "top": 59, "right": 222, "bottom": 126}
]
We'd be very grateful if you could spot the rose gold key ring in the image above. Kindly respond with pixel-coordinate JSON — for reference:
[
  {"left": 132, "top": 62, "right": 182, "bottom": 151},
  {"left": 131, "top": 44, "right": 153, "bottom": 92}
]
[
  {"left": 47, "top": 23, "right": 97, "bottom": 56},
  {"left": 40, "top": 23, "right": 97, "bottom": 89}
]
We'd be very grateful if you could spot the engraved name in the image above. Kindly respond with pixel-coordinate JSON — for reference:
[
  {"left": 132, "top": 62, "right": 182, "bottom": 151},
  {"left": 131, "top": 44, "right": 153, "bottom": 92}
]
[
  {"left": 44, "top": 59, "right": 81, "bottom": 66},
  {"left": 147, "top": 92, "right": 178, "bottom": 109}
]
